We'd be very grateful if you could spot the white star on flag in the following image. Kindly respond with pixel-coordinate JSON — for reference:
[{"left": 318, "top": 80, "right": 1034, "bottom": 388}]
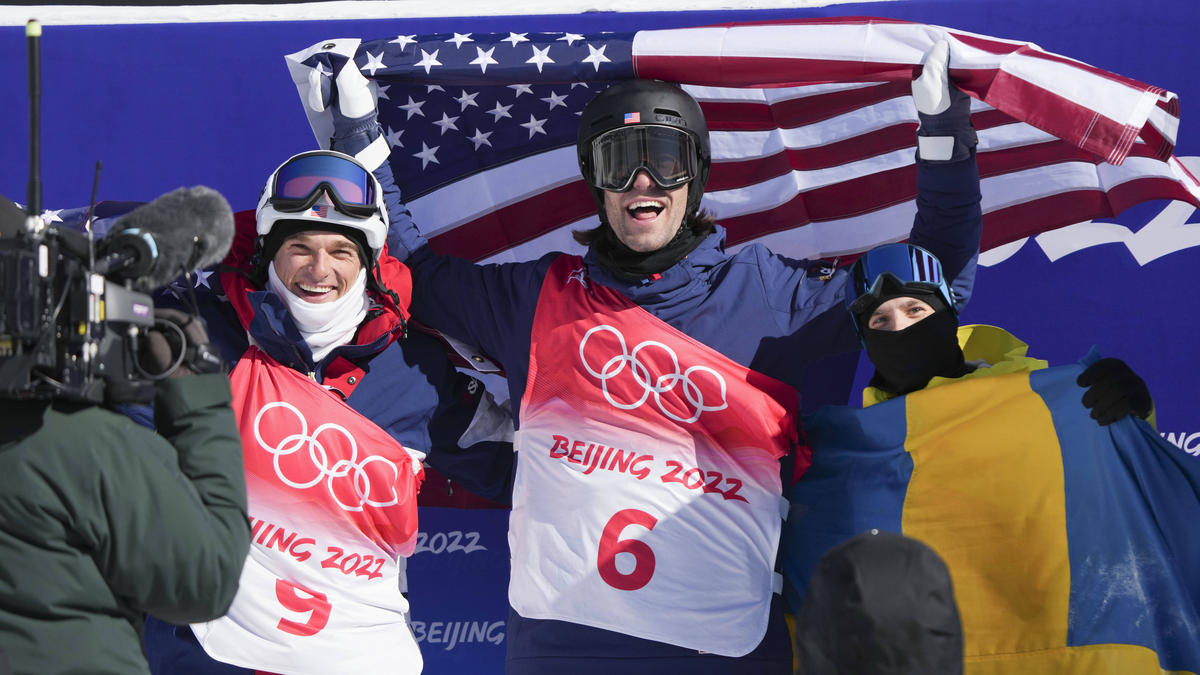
[
  {"left": 362, "top": 51, "right": 386, "bottom": 76},
  {"left": 192, "top": 268, "right": 215, "bottom": 290},
  {"left": 446, "top": 33, "right": 473, "bottom": 48},
  {"left": 502, "top": 32, "right": 529, "bottom": 47},
  {"left": 414, "top": 49, "right": 442, "bottom": 74},
  {"left": 389, "top": 34, "right": 417, "bottom": 49},
  {"left": 582, "top": 44, "right": 610, "bottom": 71},
  {"left": 385, "top": 126, "right": 404, "bottom": 148},
  {"left": 525, "top": 45, "right": 554, "bottom": 72},
  {"left": 398, "top": 96, "right": 425, "bottom": 119},
  {"left": 486, "top": 101, "right": 513, "bottom": 121},
  {"left": 467, "top": 129, "right": 493, "bottom": 149},
  {"left": 414, "top": 142, "right": 439, "bottom": 168},
  {"left": 433, "top": 112, "right": 460, "bottom": 135},
  {"left": 455, "top": 90, "right": 480, "bottom": 111},
  {"left": 520, "top": 114, "right": 547, "bottom": 138},
  {"left": 541, "top": 91, "right": 569, "bottom": 110},
  {"left": 470, "top": 46, "right": 499, "bottom": 74}
]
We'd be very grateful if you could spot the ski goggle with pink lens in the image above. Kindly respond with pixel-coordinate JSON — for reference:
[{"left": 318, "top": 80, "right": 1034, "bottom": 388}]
[
  {"left": 269, "top": 153, "right": 378, "bottom": 218},
  {"left": 587, "top": 125, "right": 699, "bottom": 192}
]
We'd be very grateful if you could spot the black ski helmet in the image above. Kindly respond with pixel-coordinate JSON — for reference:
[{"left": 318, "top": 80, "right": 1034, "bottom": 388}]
[{"left": 576, "top": 79, "right": 712, "bottom": 223}]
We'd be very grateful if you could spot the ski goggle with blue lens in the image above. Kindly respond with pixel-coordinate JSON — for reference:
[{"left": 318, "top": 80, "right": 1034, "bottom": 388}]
[
  {"left": 587, "top": 125, "right": 700, "bottom": 192},
  {"left": 847, "top": 243, "right": 954, "bottom": 317},
  {"left": 269, "top": 153, "right": 377, "bottom": 219}
]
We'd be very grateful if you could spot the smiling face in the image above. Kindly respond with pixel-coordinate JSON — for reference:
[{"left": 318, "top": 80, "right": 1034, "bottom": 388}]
[
  {"left": 867, "top": 296, "right": 937, "bottom": 332},
  {"left": 601, "top": 170, "right": 690, "bottom": 253},
  {"left": 271, "top": 230, "right": 363, "bottom": 304}
]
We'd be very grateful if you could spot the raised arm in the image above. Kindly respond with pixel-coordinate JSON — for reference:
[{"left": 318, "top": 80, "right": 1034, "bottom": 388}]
[
  {"left": 906, "top": 39, "right": 983, "bottom": 312},
  {"left": 320, "top": 59, "right": 548, "bottom": 378}
]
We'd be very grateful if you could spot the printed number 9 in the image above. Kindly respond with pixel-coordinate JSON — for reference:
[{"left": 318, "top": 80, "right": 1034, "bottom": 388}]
[
  {"left": 275, "top": 579, "right": 332, "bottom": 636},
  {"left": 597, "top": 509, "right": 658, "bottom": 591}
]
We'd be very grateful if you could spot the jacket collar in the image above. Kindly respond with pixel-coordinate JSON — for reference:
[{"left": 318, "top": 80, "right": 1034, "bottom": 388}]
[{"left": 584, "top": 225, "right": 728, "bottom": 303}]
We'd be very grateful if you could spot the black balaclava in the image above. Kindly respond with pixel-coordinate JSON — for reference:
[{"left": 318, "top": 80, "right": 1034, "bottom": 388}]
[
  {"left": 860, "top": 299, "right": 972, "bottom": 396},
  {"left": 590, "top": 215, "right": 707, "bottom": 283}
]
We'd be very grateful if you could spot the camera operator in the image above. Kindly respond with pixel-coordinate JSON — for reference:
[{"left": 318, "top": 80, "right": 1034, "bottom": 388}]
[{"left": 0, "top": 194, "right": 251, "bottom": 675}]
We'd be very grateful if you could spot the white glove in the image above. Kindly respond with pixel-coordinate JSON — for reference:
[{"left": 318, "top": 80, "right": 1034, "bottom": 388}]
[
  {"left": 911, "top": 39, "right": 975, "bottom": 162},
  {"left": 306, "top": 56, "right": 375, "bottom": 120},
  {"left": 912, "top": 39, "right": 952, "bottom": 115},
  {"left": 335, "top": 60, "right": 375, "bottom": 120}
]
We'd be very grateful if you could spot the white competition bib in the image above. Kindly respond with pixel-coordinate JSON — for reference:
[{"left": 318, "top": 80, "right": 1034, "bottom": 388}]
[
  {"left": 509, "top": 257, "right": 798, "bottom": 657},
  {"left": 193, "top": 347, "right": 425, "bottom": 674}
]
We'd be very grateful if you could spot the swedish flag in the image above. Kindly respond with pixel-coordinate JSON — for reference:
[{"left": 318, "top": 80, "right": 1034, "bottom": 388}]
[{"left": 784, "top": 350, "right": 1200, "bottom": 674}]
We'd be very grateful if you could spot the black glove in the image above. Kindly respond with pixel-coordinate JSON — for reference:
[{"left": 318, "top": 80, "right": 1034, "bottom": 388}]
[
  {"left": 1077, "top": 357, "right": 1152, "bottom": 425},
  {"left": 137, "top": 308, "right": 226, "bottom": 378}
]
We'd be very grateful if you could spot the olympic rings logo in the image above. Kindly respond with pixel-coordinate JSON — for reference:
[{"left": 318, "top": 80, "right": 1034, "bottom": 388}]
[
  {"left": 579, "top": 324, "right": 728, "bottom": 424},
  {"left": 253, "top": 401, "right": 400, "bottom": 512}
]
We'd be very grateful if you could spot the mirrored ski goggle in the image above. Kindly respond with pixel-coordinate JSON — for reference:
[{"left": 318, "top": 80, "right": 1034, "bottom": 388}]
[
  {"left": 269, "top": 153, "right": 377, "bottom": 218},
  {"left": 847, "top": 243, "right": 949, "bottom": 316},
  {"left": 587, "top": 125, "right": 699, "bottom": 192}
]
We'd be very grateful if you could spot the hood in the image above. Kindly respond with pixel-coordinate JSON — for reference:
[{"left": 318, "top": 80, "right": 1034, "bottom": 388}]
[{"left": 794, "top": 530, "right": 963, "bottom": 674}]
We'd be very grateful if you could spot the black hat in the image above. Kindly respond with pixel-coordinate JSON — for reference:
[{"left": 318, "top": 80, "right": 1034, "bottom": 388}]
[
  {"left": 259, "top": 219, "right": 372, "bottom": 270},
  {"left": 795, "top": 530, "right": 964, "bottom": 674},
  {"left": 576, "top": 79, "right": 712, "bottom": 222}
]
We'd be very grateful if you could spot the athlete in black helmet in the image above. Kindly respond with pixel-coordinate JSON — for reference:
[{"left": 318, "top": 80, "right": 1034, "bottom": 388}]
[
  {"left": 324, "top": 38, "right": 984, "bottom": 674},
  {"left": 566, "top": 79, "right": 721, "bottom": 283}
]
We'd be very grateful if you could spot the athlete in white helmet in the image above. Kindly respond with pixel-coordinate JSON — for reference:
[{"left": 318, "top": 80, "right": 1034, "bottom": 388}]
[{"left": 142, "top": 150, "right": 514, "bottom": 675}]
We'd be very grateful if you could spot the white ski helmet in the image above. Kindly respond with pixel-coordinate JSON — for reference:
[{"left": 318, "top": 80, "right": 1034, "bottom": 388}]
[{"left": 255, "top": 149, "right": 387, "bottom": 260}]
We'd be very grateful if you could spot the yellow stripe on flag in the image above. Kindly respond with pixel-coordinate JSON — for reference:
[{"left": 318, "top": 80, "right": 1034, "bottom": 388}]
[
  {"left": 966, "top": 642, "right": 1196, "bottom": 675},
  {"left": 902, "top": 371, "right": 1070, "bottom": 659}
]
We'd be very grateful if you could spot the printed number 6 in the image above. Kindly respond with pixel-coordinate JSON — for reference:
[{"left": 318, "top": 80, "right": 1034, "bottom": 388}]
[
  {"left": 275, "top": 579, "right": 332, "bottom": 637},
  {"left": 597, "top": 509, "right": 658, "bottom": 591}
]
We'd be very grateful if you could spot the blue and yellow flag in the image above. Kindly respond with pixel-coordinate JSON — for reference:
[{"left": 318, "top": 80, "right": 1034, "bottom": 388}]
[{"left": 784, "top": 352, "right": 1200, "bottom": 674}]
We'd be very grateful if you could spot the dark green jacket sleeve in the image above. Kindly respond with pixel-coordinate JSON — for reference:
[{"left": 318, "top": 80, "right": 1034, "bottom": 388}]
[{"left": 99, "top": 373, "right": 250, "bottom": 624}]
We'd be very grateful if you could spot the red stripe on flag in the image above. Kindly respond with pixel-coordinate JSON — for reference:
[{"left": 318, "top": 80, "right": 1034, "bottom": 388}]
[
  {"left": 427, "top": 181, "right": 597, "bottom": 262},
  {"left": 707, "top": 123, "right": 919, "bottom": 192},
  {"left": 636, "top": 54, "right": 916, "bottom": 89},
  {"left": 719, "top": 164, "right": 920, "bottom": 246},
  {"left": 980, "top": 176, "right": 1196, "bottom": 249},
  {"left": 981, "top": 69, "right": 1138, "bottom": 165},
  {"left": 700, "top": 81, "right": 911, "bottom": 131}
]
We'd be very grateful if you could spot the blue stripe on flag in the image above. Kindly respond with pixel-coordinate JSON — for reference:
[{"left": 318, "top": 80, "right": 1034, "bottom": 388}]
[{"left": 1030, "top": 352, "right": 1200, "bottom": 671}]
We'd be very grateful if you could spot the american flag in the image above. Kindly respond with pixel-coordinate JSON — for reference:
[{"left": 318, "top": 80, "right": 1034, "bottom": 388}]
[{"left": 286, "top": 18, "right": 1200, "bottom": 264}]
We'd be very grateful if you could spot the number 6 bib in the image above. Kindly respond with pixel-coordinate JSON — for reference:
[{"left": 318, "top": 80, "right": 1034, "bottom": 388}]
[{"left": 510, "top": 256, "right": 798, "bottom": 657}]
